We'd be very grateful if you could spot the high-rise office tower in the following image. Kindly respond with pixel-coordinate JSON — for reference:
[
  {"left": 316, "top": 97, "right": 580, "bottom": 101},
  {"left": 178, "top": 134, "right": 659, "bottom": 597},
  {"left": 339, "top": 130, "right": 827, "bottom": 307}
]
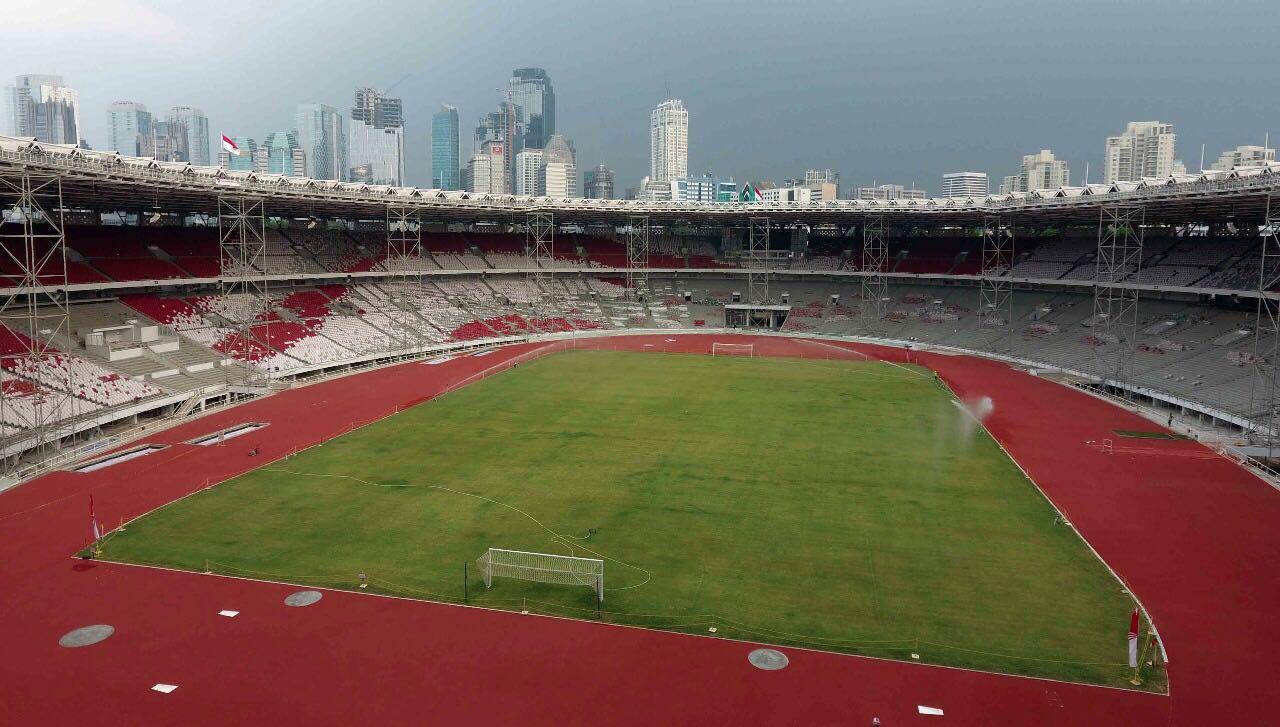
[
  {"left": 941, "top": 172, "right": 990, "bottom": 198},
  {"left": 1104, "top": 121, "right": 1176, "bottom": 183},
  {"left": 152, "top": 120, "right": 188, "bottom": 162},
  {"left": 106, "top": 101, "right": 154, "bottom": 157},
  {"left": 168, "top": 107, "right": 210, "bottom": 165},
  {"left": 508, "top": 68, "right": 556, "bottom": 151},
  {"left": 431, "top": 104, "right": 460, "bottom": 190},
  {"left": 584, "top": 164, "right": 614, "bottom": 199},
  {"left": 4, "top": 74, "right": 80, "bottom": 144},
  {"left": 540, "top": 134, "right": 577, "bottom": 197},
  {"left": 263, "top": 131, "right": 307, "bottom": 176},
  {"left": 650, "top": 99, "right": 688, "bottom": 184},
  {"left": 296, "top": 103, "right": 347, "bottom": 181},
  {"left": 467, "top": 139, "right": 506, "bottom": 194},
  {"left": 515, "top": 149, "right": 543, "bottom": 195},
  {"left": 218, "top": 137, "right": 257, "bottom": 171},
  {"left": 348, "top": 87, "right": 404, "bottom": 185}
]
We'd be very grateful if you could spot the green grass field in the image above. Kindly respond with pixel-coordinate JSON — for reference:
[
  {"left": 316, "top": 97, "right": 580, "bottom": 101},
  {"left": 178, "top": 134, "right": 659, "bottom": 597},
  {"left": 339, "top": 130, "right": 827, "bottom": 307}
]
[{"left": 103, "top": 350, "right": 1160, "bottom": 688}]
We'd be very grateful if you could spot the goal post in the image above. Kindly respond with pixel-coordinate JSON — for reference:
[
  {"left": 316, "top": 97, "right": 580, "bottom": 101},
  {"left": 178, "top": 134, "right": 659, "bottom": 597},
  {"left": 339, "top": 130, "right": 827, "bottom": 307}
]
[
  {"left": 711, "top": 342, "right": 754, "bottom": 357},
  {"left": 477, "top": 548, "right": 604, "bottom": 603}
]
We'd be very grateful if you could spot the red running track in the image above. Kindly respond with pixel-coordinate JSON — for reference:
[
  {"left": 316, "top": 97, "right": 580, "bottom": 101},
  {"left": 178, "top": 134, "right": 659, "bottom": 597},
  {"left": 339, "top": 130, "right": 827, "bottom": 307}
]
[{"left": 0, "top": 334, "right": 1275, "bottom": 725}]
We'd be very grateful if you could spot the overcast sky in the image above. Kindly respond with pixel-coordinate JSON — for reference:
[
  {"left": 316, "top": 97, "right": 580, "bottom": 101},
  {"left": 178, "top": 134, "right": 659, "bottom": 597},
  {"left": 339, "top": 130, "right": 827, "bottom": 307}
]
[{"left": 3, "top": 0, "right": 1276, "bottom": 191}]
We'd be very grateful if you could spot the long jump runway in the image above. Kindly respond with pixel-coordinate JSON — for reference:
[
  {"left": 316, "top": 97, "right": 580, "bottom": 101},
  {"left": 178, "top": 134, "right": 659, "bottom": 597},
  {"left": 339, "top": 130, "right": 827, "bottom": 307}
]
[{"left": 2, "top": 334, "right": 1276, "bottom": 725}]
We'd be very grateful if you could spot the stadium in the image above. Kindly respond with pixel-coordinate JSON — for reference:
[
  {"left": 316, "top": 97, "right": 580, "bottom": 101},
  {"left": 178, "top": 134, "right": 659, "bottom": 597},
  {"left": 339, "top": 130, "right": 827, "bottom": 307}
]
[{"left": 1, "top": 135, "right": 1279, "bottom": 726}]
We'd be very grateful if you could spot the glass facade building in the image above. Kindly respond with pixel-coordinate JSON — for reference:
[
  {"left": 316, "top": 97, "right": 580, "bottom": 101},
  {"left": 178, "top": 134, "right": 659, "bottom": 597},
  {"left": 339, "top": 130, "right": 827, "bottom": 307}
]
[{"left": 431, "top": 104, "right": 460, "bottom": 190}]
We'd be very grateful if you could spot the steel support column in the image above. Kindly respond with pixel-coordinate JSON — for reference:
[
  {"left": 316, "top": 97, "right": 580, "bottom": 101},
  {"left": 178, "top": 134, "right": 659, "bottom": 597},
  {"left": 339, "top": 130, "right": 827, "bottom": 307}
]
[
  {"left": 626, "top": 216, "right": 650, "bottom": 300},
  {"left": 218, "top": 195, "right": 269, "bottom": 384},
  {"left": 0, "top": 172, "right": 75, "bottom": 472},
  {"left": 860, "top": 214, "right": 888, "bottom": 329},
  {"left": 978, "top": 215, "right": 1015, "bottom": 326},
  {"left": 526, "top": 211, "right": 553, "bottom": 292},
  {"left": 1250, "top": 197, "right": 1280, "bottom": 453},
  {"left": 1093, "top": 204, "right": 1144, "bottom": 391},
  {"left": 386, "top": 203, "right": 423, "bottom": 351},
  {"left": 746, "top": 216, "right": 771, "bottom": 305}
]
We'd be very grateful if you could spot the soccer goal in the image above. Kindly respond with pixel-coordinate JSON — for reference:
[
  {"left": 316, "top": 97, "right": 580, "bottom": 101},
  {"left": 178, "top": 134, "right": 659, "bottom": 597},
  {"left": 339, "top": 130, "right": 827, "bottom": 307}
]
[
  {"left": 711, "top": 342, "right": 754, "bottom": 357},
  {"left": 477, "top": 548, "right": 604, "bottom": 603}
]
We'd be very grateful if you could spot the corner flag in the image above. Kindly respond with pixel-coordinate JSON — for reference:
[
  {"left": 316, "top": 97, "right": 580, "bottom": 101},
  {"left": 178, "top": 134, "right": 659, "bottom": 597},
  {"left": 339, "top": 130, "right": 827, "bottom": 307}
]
[
  {"left": 1128, "top": 609, "right": 1139, "bottom": 668},
  {"left": 221, "top": 134, "right": 242, "bottom": 157},
  {"left": 90, "top": 494, "right": 102, "bottom": 543}
]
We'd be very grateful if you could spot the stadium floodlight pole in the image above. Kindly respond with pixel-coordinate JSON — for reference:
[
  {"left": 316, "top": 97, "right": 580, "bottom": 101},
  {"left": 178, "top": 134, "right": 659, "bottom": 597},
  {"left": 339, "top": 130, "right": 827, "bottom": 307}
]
[
  {"left": 1249, "top": 194, "right": 1280, "bottom": 456},
  {"left": 0, "top": 171, "right": 75, "bottom": 479},
  {"left": 526, "top": 210, "right": 553, "bottom": 293},
  {"left": 1092, "top": 203, "right": 1144, "bottom": 396},
  {"left": 626, "top": 216, "right": 650, "bottom": 301},
  {"left": 978, "top": 215, "right": 1015, "bottom": 327},
  {"left": 386, "top": 202, "right": 423, "bottom": 352},
  {"left": 218, "top": 195, "right": 269, "bottom": 389},
  {"left": 860, "top": 213, "right": 888, "bottom": 332}
]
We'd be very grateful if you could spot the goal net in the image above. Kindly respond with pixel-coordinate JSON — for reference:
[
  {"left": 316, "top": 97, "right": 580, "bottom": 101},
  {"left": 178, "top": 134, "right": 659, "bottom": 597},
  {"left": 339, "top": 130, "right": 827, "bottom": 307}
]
[
  {"left": 477, "top": 548, "right": 604, "bottom": 603},
  {"left": 711, "top": 342, "right": 754, "bottom": 357}
]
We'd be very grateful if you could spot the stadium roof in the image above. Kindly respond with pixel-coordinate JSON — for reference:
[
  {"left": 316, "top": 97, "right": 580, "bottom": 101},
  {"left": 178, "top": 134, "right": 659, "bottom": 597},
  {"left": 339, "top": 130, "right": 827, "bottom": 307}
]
[{"left": 2, "top": 135, "right": 1279, "bottom": 226}]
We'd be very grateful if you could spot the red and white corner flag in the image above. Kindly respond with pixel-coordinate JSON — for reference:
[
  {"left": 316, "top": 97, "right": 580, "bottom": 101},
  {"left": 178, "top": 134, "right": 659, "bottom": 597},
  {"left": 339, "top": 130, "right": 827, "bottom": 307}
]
[
  {"left": 89, "top": 494, "right": 102, "bottom": 543},
  {"left": 1128, "top": 609, "right": 1140, "bottom": 668},
  {"left": 220, "top": 134, "right": 241, "bottom": 157}
]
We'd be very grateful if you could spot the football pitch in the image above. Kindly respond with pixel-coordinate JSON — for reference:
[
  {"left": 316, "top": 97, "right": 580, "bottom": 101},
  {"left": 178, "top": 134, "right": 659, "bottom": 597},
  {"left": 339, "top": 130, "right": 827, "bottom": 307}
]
[{"left": 101, "top": 350, "right": 1156, "bottom": 688}]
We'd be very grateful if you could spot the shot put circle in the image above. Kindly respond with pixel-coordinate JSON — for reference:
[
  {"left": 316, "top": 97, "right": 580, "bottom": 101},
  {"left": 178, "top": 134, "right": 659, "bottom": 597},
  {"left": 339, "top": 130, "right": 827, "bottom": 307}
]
[
  {"left": 284, "top": 590, "right": 323, "bottom": 607},
  {"left": 59, "top": 624, "right": 115, "bottom": 648},
  {"left": 747, "top": 648, "right": 789, "bottom": 670}
]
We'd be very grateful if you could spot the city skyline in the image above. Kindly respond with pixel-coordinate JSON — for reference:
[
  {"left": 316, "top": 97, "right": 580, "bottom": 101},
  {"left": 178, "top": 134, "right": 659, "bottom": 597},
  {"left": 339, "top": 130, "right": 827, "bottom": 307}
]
[{"left": 3, "top": 1, "right": 1277, "bottom": 192}]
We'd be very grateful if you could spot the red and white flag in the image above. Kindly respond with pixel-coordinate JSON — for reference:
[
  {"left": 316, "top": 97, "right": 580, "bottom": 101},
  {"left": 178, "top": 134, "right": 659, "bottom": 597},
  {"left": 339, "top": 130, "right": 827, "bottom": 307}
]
[
  {"left": 89, "top": 494, "right": 102, "bottom": 543},
  {"left": 1128, "top": 609, "right": 1139, "bottom": 668},
  {"left": 220, "top": 134, "right": 241, "bottom": 157}
]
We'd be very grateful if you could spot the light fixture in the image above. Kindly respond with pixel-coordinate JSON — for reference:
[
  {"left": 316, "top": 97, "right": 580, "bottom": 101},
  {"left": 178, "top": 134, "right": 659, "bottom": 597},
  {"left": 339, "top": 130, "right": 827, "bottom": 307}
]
[
  {"left": 307, "top": 218, "right": 318, "bottom": 229},
  {"left": 148, "top": 211, "right": 162, "bottom": 223}
]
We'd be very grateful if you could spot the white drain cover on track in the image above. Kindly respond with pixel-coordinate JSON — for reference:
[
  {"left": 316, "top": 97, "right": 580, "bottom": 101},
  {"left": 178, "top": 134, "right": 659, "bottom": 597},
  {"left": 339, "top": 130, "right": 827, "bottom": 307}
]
[
  {"left": 918, "top": 705, "right": 944, "bottom": 716},
  {"left": 284, "top": 590, "right": 322, "bottom": 607},
  {"left": 58, "top": 624, "right": 114, "bottom": 648},
  {"left": 152, "top": 684, "right": 178, "bottom": 694},
  {"left": 747, "top": 648, "right": 789, "bottom": 670}
]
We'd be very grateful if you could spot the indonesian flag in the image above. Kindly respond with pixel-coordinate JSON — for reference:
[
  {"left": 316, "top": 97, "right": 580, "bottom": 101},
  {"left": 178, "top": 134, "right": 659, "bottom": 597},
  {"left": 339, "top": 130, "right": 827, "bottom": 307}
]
[
  {"left": 90, "top": 494, "right": 102, "bottom": 543},
  {"left": 1128, "top": 609, "right": 1139, "bottom": 668},
  {"left": 221, "top": 134, "right": 241, "bottom": 157}
]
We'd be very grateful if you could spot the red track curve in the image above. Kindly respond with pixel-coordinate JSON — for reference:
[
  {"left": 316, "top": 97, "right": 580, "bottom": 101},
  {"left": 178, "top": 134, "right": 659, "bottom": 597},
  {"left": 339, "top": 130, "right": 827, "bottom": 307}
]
[{"left": 1, "top": 334, "right": 1275, "bottom": 725}]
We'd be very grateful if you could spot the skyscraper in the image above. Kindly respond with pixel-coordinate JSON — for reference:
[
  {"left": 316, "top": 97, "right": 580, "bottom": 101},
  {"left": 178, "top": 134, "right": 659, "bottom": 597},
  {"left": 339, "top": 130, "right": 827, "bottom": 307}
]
[
  {"left": 540, "top": 134, "right": 577, "bottom": 197},
  {"left": 218, "top": 137, "right": 257, "bottom": 171},
  {"left": 508, "top": 68, "right": 556, "bottom": 151},
  {"left": 4, "top": 74, "right": 80, "bottom": 145},
  {"left": 348, "top": 88, "right": 404, "bottom": 185},
  {"left": 431, "top": 105, "right": 460, "bottom": 190},
  {"left": 152, "top": 120, "right": 188, "bottom": 162},
  {"left": 106, "top": 101, "right": 154, "bottom": 157},
  {"left": 584, "top": 165, "right": 614, "bottom": 199},
  {"left": 474, "top": 102, "right": 515, "bottom": 187},
  {"left": 941, "top": 172, "right": 989, "bottom": 198},
  {"left": 296, "top": 103, "right": 347, "bottom": 181},
  {"left": 1000, "top": 150, "right": 1069, "bottom": 193},
  {"left": 169, "top": 107, "right": 210, "bottom": 166},
  {"left": 467, "top": 140, "right": 506, "bottom": 194},
  {"left": 1104, "top": 121, "right": 1176, "bottom": 183},
  {"left": 263, "top": 131, "right": 306, "bottom": 176},
  {"left": 650, "top": 99, "right": 688, "bottom": 184},
  {"left": 515, "top": 149, "right": 543, "bottom": 195}
]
